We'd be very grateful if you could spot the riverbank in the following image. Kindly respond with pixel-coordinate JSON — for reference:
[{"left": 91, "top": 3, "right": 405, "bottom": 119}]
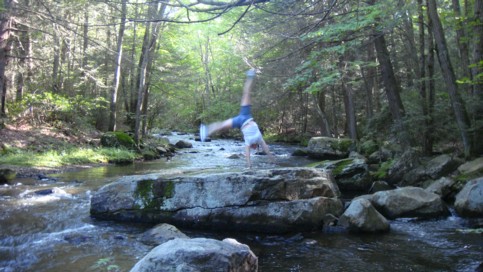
[{"left": 0, "top": 123, "right": 122, "bottom": 179}]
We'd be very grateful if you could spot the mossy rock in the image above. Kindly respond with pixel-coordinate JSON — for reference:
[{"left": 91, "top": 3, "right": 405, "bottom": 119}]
[
  {"left": 329, "top": 138, "right": 354, "bottom": 153},
  {"left": 100, "top": 131, "right": 137, "bottom": 150},
  {"left": 142, "top": 149, "right": 161, "bottom": 161},
  {"left": 307, "top": 137, "right": 354, "bottom": 160},
  {"left": 0, "top": 168, "right": 17, "bottom": 184}
]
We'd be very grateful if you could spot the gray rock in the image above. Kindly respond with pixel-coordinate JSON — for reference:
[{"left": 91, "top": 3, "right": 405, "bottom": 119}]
[
  {"left": 130, "top": 238, "right": 257, "bottom": 272},
  {"left": 315, "top": 158, "right": 372, "bottom": 192},
  {"left": 339, "top": 198, "right": 390, "bottom": 233},
  {"left": 402, "top": 154, "right": 461, "bottom": 186},
  {"left": 367, "top": 148, "right": 393, "bottom": 164},
  {"left": 175, "top": 140, "right": 193, "bottom": 148},
  {"left": 369, "top": 180, "right": 394, "bottom": 193},
  {"left": 366, "top": 187, "right": 450, "bottom": 219},
  {"left": 425, "top": 177, "right": 455, "bottom": 200},
  {"left": 90, "top": 167, "right": 344, "bottom": 233},
  {"left": 307, "top": 137, "right": 353, "bottom": 160},
  {"left": 454, "top": 177, "right": 483, "bottom": 218},
  {"left": 139, "top": 223, "right": 189, "bottom": 246},
  {"left": 458, "top": 157, "right": 483, "bottom": 175},
  {"left": 387, "top": 149, "right": 421, "bottom": 185}
]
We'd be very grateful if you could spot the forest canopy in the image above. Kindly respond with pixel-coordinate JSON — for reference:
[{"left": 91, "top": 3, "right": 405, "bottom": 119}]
[{"left": 0, "top": 0, "right": 482, "bottom": 157}]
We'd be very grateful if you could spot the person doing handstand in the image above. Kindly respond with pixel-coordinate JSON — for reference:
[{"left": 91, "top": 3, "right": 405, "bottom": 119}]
[{"left": 199, "top": 69, "right": 271, "bottom": 168}]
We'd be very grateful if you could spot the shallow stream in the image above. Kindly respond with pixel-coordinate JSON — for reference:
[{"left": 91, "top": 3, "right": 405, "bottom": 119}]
[{"left": 0, "top": 133, "right": 481, "bottom": 271}]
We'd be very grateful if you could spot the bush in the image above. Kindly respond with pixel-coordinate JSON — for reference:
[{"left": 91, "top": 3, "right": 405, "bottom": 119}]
[{"left": 100, "top": 131, "right": 137, "bottom": 150}]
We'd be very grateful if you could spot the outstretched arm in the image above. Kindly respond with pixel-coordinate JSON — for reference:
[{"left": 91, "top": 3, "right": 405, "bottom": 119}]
[
  {"left": 245, "top": 145, "right": 252, "bottom": 169},
  {"left": 260, "top": 139, "right": 274, "bottom": 163}
]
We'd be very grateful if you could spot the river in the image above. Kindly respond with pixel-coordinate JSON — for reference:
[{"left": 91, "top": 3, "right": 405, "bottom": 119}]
[{"left": 0, "top": 133, "right": 481, "bottom": 272}]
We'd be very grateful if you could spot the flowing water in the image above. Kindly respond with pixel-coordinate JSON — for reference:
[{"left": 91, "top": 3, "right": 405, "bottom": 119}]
[{"left": 0, "top": 133, "right": 481, "bottom": 272}]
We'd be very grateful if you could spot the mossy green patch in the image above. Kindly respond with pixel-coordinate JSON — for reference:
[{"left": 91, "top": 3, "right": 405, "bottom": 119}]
[
  {"left": 101, "top": 131, "right": 137, "bottom": 150},
  {"left": 134, "top": 180, "right": 161, "bottom": 209},
  {"left": 454, "top": 168, "right": 483, "bottom": 183},
  {"left": 153, "top": 180, "right": 175, "bottom": 199},
  {"left": 306, "top": 160, "right": 330, "bottom": 168},
  {"left": 330, "top": 138, "right": 353, "bottom": 152},
  {"left": 372, "top": 159, "right": 395, "bottom": 179},
  {"left": 307, "top": 159, "right": 354, "bottom": 176},
  {"left": 331, "top": 159, "right": 353, "bottom": 176}
]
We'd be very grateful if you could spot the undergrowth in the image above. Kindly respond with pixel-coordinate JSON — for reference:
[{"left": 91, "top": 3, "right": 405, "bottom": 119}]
[{"left": 0, "top": 147, "right": 140, "bottom": 168}]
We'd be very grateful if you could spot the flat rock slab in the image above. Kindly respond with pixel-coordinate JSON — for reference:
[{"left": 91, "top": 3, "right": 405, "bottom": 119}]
[{"left": 90, "top": 167, "right": 344, "bottom": 233}]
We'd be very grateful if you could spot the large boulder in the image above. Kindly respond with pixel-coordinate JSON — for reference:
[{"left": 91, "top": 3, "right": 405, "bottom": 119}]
[
  {"left": 363, "top": 187, "right": 450, "bottom": 219},
  {"left": 339, "top": 198, "right": 390, "bottom": 233},
  {"left": 306, "top": 137, "right": 353, "bottom": 160},
  {"left": 314, "top": 158, "right": 372, "bottom": 192},
  {"left": 402, "top": 154, "right": 461, "bottom": 186},
  {"left": 386, "top": 149, "right": 421, "bottom": 185},
  {"left": 90, "top": 168, "right": 344, "bottom": 233},
  {"left": 130, "top": 238, "right": 257, "bottom": 272},
  {"left": 454, "top": 177, "right": 483, "bottom": 218}
]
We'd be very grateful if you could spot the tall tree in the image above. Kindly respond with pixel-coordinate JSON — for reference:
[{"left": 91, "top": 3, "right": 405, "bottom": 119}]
[
  {"left": 418, "top": 0, "right": 432, "bottom": 154},
  {"left": 134, "top": 2, "right": 167, "bottom": 143},
  {"left": 0, "top": 0, "right": 14, "bottom": 116},
  {"left": 471, "top": 0, "right": 483, "bottom": 154},
  {"left": 427, "top": 0, "right": 472, "bottom": 158},
  {"left": 372, "top": 21, "right": 408, "bottom": 145},
  {"left": 108, "top": 0, "right": 127, "bottom": 131}
]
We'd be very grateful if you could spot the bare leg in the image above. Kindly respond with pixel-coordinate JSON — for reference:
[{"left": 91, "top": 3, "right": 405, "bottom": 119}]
[
  {"left": 206, "top": 119, "right": 233, "bottom": 136},
  {"left": 241, "top": 71, "right": 255, "bottom": 106},
  {"left": 200, "top": 70, "right": 255, "bottom": 142}
]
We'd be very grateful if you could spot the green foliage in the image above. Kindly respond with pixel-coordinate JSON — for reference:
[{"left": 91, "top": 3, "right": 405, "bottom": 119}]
[
  {"left": 330, "top": 138, "right": 353, "bottom": 153},
  {"left": 372, "top": 160, "right": 395, "bottom": 180},
  {"left": 264, "top": 133, "right": 312, "bottom": 145},
  {"left": 134, "top": 180, "right": 156, "bottom": 209},
  {"left": 12, "top": 91, "right": 107, "bottom": 129},
  {"left": 359, "top": 139, "right": 379, "bottom": 156},
  {"left": 0, "top": 147, "right": 140, "bottom": 168},
  {"left": 100, "top": 132, "right": 137, "bottom": 150}
]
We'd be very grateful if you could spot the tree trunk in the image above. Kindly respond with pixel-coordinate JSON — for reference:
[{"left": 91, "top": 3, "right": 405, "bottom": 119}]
[
  {"left": 360, "top": 63, "right": 374, "bottom": 120},
  {"left": 142, "top": 4, "right": 166, "bottom": 137},
  {"left": 373, "top": 31, "right": 409, "bottom": 146},
  {"left": 314, "top": 91, "right": 332, "bottom": 136},
  {"left": 373, "top": 33, "right": 405, "bottom": 123},
  {"left": 0, "top": 0, "right": 14, "bottom": 116},
  {"left": 82, "top": 3, "right": 89, "bottom": 69},
  {"left": 134, "top": 20, "right": 151, "bottom": 144},
  {"left": 418, "top": 0, "right": 432, "bottom": 154},
  {"left": 339, "top": 53, "right": 357, "bottom": 141},
  {"left": 134, "top": 2, "right": 166, "bottom": 143},
  {"left": 452, "top": 0, "right": 472, "bottom": 93},
  {"left": 471, "top": 0, "right": 483, "bottom": 154},
  {"left": 125, "top": 4, "right": 139, "bottom": 130},
  {"left": 108, "top": 0, "right": 127, "bottom": 132},
  {"left": 427, "top": 1, "right": 436, "bottom": 155},
  {"left": 52, "top": 23, "right": 61, "bottom": 93},
  {"left": 428, "top": 0, "right": 472, "bottom": 158}
]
